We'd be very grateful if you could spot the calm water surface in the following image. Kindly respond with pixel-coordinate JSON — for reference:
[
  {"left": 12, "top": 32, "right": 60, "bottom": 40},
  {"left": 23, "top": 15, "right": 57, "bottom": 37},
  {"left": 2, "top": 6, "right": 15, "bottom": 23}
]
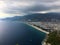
[{"left": 0, "top": 21, "right": 46, "bottom": 45}]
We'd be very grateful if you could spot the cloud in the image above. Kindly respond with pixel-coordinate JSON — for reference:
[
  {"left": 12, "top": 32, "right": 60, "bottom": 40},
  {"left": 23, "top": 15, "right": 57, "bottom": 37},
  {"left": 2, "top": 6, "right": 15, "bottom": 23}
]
[{"left": 0, "top": 0, "right": 60, "bottom": 18}]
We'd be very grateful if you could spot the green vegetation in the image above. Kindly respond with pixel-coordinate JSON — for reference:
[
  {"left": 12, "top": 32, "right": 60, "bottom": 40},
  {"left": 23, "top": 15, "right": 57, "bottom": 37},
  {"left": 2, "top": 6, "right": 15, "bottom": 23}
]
[{"left": 46, "top": 31, "right": 60, "bottom": 45}]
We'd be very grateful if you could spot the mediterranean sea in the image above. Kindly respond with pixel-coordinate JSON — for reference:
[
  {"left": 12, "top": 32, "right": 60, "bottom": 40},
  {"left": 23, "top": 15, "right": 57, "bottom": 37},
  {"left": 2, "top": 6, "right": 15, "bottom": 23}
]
[{"left": 0, "top": 21, "right": 46, "bottom": 45}]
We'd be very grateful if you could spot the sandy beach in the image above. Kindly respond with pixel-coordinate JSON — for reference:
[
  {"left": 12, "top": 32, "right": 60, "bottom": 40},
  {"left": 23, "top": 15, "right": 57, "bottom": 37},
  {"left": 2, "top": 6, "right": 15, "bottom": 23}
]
[{"left": 27, "top": 23, "right": 49, "bottom": 34}]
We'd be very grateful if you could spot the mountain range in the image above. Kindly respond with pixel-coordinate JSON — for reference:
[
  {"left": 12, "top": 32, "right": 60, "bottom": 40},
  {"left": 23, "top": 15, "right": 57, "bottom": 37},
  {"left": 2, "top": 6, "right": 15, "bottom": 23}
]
[{"left": 2, "top": 13, "right": 60, "bottom": 22}]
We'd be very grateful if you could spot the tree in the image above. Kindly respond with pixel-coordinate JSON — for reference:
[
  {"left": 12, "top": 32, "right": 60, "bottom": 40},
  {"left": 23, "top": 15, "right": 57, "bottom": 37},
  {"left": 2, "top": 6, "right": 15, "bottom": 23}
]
[{"left": 46, "top": 31, "right": 60, "bottom": 45}]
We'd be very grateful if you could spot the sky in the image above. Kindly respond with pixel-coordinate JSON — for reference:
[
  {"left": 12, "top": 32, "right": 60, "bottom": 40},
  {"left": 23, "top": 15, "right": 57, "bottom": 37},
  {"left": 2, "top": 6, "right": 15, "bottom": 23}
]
[{"left": 0, "top": 0, "right": 60, "bottom": 18}]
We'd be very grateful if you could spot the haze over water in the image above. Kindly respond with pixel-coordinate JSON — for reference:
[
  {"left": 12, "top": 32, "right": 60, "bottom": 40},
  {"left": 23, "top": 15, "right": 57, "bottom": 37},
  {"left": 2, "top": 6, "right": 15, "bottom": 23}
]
[{"left": 0, "top": 21, "right": 46, "bottom": 45}]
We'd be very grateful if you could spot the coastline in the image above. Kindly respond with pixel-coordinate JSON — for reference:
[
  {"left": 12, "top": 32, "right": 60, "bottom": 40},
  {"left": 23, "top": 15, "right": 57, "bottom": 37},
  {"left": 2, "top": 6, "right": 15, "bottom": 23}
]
[
  {"left": 26, "top": 23, "right": 49, "bottom": 34},
  {"left": 26, "top": 23, "right": 50, "bottom": 45}
]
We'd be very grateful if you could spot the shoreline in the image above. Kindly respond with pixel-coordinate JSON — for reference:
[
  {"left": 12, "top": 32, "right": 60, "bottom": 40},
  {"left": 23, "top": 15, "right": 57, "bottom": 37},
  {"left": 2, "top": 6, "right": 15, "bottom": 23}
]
[
  {"left": 26, "top": 23, "right": 50, "bottom": 45},
  {"left": 26, "top": 23, "right": 49, "bottom": 34}
]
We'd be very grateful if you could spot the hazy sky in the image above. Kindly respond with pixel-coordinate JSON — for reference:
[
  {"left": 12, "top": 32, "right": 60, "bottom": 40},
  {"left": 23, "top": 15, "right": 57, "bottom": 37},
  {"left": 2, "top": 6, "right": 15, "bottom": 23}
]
[{"left": 0, "top": 0, "right": 60, "bottom": 18}]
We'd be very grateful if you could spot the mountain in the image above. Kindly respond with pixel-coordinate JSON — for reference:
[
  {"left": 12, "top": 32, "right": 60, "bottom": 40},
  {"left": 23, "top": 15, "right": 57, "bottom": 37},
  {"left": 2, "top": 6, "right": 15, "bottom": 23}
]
[
  {"left": 2, "top": 16, "right": 23, "bottom": 21},
  {"left": 2, "top": 13, "right": 60, "bottom": 22},
  {"left": 23, "top": 13, "right": 60, "bottom": 22}
]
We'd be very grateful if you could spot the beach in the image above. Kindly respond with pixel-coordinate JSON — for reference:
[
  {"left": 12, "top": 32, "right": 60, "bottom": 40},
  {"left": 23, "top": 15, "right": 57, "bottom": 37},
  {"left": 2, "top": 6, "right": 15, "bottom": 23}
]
[{"left": 26, "top": 23, "right": 49, "bottom": 34}]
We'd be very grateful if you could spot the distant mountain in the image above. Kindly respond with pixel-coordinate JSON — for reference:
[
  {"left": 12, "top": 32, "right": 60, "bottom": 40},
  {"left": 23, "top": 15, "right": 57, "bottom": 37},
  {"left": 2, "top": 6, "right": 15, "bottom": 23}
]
[
  {"left": 23, "top": 13, "right": 60, "bottom": 22},
  {"left": 2, "top": 16, "right": 23, "bottom": 21},
  {"left": 2, "top": 13, "right": 60, "bottom": 22}
]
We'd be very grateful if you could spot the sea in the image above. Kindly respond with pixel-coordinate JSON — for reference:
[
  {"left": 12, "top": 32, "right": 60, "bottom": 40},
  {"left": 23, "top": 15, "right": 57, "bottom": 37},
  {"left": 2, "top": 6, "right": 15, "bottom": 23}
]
[{"left": 0, "top": 21, "right": 46, "bottom": 45}]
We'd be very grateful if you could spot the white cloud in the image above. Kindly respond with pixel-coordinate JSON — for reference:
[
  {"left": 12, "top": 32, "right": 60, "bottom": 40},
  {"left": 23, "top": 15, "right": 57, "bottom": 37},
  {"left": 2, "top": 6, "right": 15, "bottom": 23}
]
[{"left": 0, "top": 0, "right": 60, "bottom": 18}]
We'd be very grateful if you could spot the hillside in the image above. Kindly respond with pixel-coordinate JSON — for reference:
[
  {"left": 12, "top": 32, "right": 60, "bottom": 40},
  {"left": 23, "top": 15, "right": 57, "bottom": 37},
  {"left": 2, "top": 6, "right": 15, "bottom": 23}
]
[{"left": 2, "top": 13, "right": 60, "bottom": 22}]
